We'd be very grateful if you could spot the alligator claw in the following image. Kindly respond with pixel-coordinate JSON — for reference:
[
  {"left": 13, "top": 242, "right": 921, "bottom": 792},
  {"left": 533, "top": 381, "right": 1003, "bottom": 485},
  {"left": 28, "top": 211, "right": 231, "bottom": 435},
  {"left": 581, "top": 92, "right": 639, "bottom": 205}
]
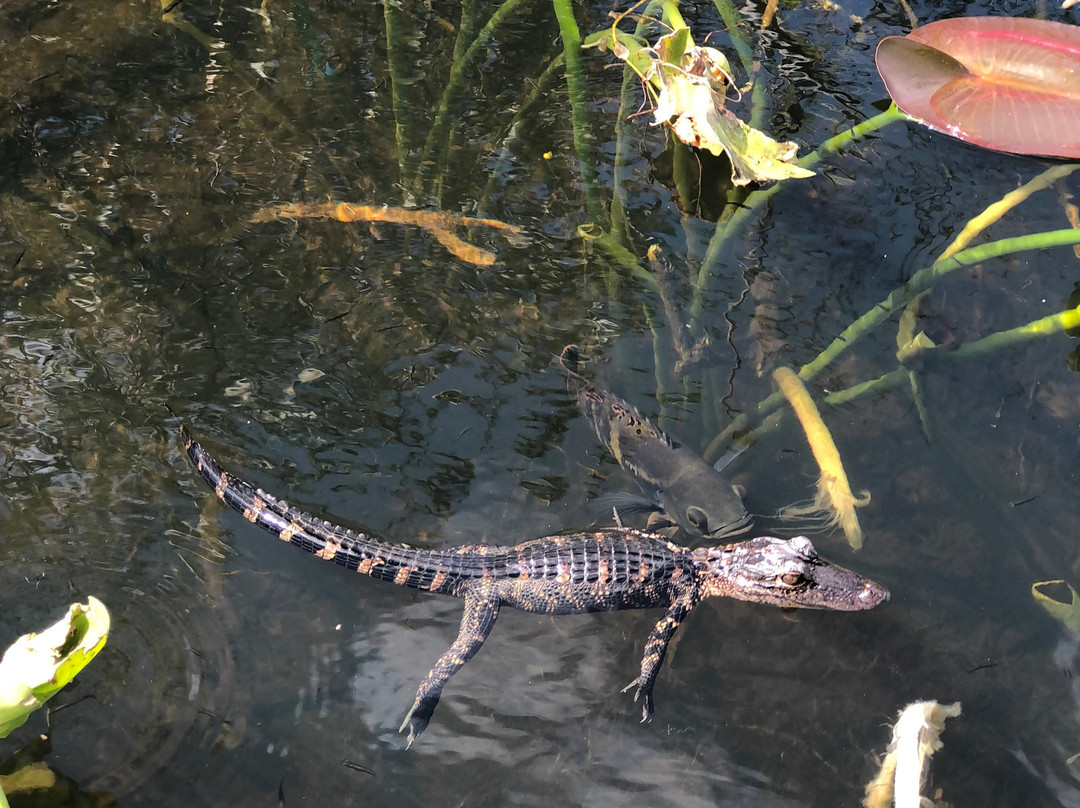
[
  {"left": 399, "top": 699, "right": 436, "bottom": 750},
  {"left": 620, "top": 677, "right": 654, "bottom": 722}
]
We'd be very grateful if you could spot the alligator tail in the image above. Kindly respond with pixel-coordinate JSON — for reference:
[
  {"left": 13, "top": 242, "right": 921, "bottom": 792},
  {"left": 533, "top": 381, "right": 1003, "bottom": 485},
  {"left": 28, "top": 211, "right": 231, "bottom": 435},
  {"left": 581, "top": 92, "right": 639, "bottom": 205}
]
[{"left": 179, "top": 424, "right": 465, "bottom": 595}]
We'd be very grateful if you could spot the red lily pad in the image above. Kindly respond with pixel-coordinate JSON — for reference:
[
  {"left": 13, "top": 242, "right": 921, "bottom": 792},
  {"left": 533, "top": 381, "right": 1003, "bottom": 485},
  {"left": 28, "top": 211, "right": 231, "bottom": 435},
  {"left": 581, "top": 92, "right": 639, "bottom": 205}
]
[{"left": 876, "top": 17, "right": 1080, "bottom": 158}]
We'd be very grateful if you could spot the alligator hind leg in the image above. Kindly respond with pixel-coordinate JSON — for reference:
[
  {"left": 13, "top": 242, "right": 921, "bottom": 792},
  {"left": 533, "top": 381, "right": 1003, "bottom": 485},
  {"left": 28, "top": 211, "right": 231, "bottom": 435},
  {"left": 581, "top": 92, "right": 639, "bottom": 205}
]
[
  {"left": 622, "top": 592, "right": 695, "bottom": 721},
  {"left": 399, "top": 585, "right": 501, "bottom": 748}
]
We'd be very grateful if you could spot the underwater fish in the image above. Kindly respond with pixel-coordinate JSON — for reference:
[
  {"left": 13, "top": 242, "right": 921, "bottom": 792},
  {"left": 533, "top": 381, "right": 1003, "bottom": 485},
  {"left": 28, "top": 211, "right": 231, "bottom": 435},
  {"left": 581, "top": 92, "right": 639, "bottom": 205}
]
[{"left": 560, "top": 345, "right": 752, "bottom": 541}]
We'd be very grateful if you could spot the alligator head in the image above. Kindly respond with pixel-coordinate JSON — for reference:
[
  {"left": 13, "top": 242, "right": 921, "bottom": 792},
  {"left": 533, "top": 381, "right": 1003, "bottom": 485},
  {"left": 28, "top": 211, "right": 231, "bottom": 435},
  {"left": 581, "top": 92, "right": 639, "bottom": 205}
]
[{"left": 694, "top": 536, "right": 888, "bottom": 611}]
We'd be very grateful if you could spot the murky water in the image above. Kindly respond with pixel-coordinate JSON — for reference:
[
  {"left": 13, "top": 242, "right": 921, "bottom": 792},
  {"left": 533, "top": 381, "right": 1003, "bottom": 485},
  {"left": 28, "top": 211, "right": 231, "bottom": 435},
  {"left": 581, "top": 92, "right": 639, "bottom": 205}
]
[{"left": 2, "top": 0, "right": 1078, "bottom": 805}]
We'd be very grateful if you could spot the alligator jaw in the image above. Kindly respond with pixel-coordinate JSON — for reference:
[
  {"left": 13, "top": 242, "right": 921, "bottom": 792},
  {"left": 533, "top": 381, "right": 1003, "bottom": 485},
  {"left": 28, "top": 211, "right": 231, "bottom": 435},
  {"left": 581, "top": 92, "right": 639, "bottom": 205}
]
[{"left": 697, "top": 536, "right": 889, "bottom": 611}]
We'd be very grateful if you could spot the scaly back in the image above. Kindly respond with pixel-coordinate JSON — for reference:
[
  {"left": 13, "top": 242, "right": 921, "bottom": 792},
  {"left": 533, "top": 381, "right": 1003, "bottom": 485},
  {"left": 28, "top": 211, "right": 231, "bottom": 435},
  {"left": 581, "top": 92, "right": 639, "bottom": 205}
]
[{"left": 181, "top": 425, "right": 688, "bottom": 610}]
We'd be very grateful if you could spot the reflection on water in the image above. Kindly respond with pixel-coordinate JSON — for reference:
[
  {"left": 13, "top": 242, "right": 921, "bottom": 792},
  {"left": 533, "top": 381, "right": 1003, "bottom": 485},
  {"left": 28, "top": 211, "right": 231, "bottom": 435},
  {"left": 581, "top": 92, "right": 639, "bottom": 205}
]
[{"left": 1, "top": 0, "right": 1079, "bottom": 805}]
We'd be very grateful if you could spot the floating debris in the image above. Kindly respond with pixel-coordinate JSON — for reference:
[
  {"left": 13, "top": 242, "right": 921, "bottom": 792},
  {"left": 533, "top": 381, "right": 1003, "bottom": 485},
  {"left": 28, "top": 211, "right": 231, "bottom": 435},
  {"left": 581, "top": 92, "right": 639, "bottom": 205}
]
[
  {"left": 863, "top": 700, "right": 962, "bottom": 808},
  {"left": 252, "top": 203, "right": 524, "bottom": 267}
]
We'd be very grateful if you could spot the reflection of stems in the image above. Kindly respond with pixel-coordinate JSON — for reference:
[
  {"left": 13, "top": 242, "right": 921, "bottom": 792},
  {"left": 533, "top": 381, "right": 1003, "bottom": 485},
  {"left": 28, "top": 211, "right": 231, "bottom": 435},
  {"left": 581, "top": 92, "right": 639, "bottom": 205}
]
[
  {"left": 612, "top": 4, "right": 664, "bottom": 241},
  {"left": 580, "top": 225, "right": 659, "bottom": 290},
  {"left": 652, "top": 254, "right": 693, "bottom": 362},
  {"left": 553, "top": 0, "right": 604, "bottom": 223},
  {"left": 671, "top": 142, "right": 696, "bottom": 212},
  {"left": 702, "top": 227, "right": 1080, "bottom": 459},
  {"left": 690, "top": 105, "right": 906, "bottom": 329},
  {"left": 431, "top": 0, "right": 484, "bottom": 207},
  {"left": 476, "top": 55, "right": 565, "bottom": 218},
  {"left": 710, "top": 0, "right": 765, "bottom": 131},
  {"left": 611, "top": 60, "right": 640, "bottom": 242},
  {"left": 384, "top": 0, "right": 417, "bottom": 183},
  {"left": 161, "top": 1, "right": 303, "bottom": 128},
  {"left": 411, "top": 0, "right": 534, "bottom": 196},
  {"left": 453, "top": 0, "right": 481, "bottom": 62}
]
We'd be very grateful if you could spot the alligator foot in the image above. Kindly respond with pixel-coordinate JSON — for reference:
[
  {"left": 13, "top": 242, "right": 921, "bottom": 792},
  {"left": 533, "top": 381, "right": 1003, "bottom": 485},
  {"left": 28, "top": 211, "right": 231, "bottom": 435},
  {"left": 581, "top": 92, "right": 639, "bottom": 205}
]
[
  {"left": 620, "top": 677, "right": 654, "bottom": 723},
  {"left": 399, "top": 697, "right": 437, "bottom": 750}
]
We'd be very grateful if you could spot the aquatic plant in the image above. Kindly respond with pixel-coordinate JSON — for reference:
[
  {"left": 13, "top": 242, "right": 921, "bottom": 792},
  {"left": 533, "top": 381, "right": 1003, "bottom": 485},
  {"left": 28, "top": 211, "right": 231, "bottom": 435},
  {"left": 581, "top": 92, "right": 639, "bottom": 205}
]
[
  {"left": 876, "top": 17, "right": 1080, "bottom": 158},
  {"left": 587, "top": 0, "right": 814, "bottom": 185},
  {"left": 772, "top": 367, "right": 869, "bottom": 551},
  {"left": 0, "top": 598, "right": 110, "bottom": 807},
  {"left": 0, "top": 597, "right": 110, "bottom": 739}
]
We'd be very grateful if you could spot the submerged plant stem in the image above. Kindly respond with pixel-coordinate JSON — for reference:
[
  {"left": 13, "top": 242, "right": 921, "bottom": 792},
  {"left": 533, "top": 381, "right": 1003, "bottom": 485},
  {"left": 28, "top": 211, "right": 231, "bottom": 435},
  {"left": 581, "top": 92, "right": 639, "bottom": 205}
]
[
  {"left": 800, "top": 229, "right": 1080, "bottom": 381},
  {"left": 823, "top": 301, "right": 1080, "bottom": 405},
  {"left": 936, "top": 163, "right": 1080, "bottom": 264},
  {"left": 703, "top": 228, "right": 1080, "bottom": 459},
  {"left": 691, "top": 105, "right": 906, "bottom": 329}
]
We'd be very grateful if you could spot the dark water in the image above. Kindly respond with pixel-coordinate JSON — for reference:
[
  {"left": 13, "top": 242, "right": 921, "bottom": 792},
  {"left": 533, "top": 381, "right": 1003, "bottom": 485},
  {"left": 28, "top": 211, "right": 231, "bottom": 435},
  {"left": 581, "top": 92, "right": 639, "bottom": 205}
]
[{"left": 1, "top": 0, "right": 1079, "bottom": 805}]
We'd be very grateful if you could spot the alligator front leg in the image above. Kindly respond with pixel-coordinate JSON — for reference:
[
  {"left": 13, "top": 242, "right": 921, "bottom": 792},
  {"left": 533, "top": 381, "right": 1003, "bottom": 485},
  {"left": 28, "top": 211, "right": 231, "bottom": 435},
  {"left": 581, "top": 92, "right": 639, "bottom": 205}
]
[
  {"left": 622, "top": 591, "right": 696, "bottom": 721},
  {"left": 399, "top": 584, "right": 501, "bottom": 748}
]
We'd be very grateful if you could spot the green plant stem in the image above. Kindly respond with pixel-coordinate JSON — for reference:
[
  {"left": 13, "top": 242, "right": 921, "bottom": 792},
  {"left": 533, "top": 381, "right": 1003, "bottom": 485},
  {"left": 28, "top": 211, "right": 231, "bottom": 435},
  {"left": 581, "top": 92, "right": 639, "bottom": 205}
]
[
  {"left": 553, "top": 0, "right": 605, "bottom": 223},
  {"left": 711, "top": 0, "right": 754, "bottom": 79},
  {"left": 690, "top": 104, "right": 906, "bottom": 330},
  {"left": 942, "top": 302, "right": 1080, "bottom": 358},
  {"left": 660, "top": 0, "right": 687, "bottom": 29},
  {"left": 824, "top": 302, "right": 1080, "bottom": 405},
  {"left": 730, "top": 299, "right": 1080, "bottom": 445},
  {"left": 800, "top": 228, "right": 1080, "bottom": 379},
  {"left": 898, "top": 164, "right": 1080, "bottom": 342},
  {"left": 411, "top": 0, "right": 534, "bottom": 196},
  {"left": 935, "top": 163, "right": 1080, "bottom": 264},
  {"left": 702, "top": 227, "right": 1080, "bottom": 459}
]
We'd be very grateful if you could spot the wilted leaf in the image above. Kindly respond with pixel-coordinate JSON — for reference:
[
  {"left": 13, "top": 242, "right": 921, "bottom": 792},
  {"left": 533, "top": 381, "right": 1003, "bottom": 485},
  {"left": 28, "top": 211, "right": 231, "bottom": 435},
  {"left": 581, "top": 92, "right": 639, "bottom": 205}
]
[
  {"left": 654, "top": 67, "right": 815, "bottom": 185},
  {"left": 602, "top": 18, "right": 813, "bottom": 185}
]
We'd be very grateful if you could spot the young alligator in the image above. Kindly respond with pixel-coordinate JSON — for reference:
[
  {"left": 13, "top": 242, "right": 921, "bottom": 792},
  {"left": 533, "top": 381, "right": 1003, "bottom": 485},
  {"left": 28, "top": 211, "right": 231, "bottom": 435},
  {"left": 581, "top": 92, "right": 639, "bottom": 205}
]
[
  {"left": 180, "top": 424, "right": 888, "bottom": 747},
  {"left": 560, "top": 345, "right": 752, "bottom": 540}
]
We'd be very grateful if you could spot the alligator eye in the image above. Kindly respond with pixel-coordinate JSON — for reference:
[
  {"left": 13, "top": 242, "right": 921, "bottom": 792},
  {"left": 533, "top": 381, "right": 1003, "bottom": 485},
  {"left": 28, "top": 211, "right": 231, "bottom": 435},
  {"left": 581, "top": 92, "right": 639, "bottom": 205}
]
[
  {"left": 779, "top": 572, "right": 805, "bottom": 587},
  {"left": 686, "top": 507, "right": 708, "bottom": 531}
]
